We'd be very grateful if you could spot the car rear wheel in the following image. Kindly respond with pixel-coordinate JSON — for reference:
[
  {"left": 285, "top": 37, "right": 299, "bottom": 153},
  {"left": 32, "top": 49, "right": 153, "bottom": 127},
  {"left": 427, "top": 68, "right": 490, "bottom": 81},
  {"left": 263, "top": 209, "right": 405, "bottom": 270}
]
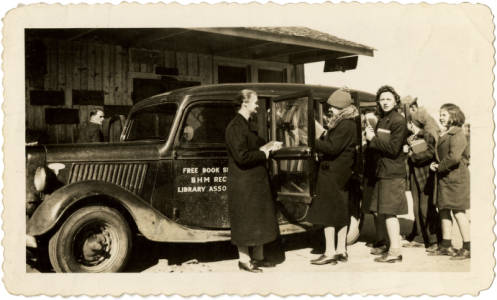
[{"left": 48, "top": 205, "right": 132, "bottom": 273}]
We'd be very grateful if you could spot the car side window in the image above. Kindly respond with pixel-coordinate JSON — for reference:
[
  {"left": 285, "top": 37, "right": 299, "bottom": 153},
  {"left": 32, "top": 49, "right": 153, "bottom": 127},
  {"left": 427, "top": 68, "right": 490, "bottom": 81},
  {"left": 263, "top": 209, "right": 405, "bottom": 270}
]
[
  {"left": 126, "top": 104, "right": 177, "bottom": 141},
  {"left": 180, "top": 103, "right": 236, "bottom": 145}
]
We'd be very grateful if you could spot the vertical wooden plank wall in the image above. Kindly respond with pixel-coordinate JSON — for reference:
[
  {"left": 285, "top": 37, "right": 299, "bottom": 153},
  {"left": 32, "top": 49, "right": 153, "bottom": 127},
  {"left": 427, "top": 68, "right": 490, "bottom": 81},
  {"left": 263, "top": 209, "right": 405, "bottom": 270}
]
[{"left": 26, "top": 38, "right": 294, "bottom": 143}]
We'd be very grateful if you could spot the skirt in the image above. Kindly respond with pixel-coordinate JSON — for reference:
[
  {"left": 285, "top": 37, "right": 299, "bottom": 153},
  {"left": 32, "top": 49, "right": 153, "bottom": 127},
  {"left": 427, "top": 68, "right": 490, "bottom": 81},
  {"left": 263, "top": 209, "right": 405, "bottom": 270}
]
[{"left": 369, "top": 178, "right": 408, "bottom": 215}]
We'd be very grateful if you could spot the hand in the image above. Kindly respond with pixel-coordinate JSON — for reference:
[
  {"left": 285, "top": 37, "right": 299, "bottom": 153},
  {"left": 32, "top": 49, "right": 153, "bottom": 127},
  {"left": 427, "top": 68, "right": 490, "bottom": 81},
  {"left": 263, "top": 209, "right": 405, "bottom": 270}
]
[
  {"left": 403, "top": 144, "right": 409, "bottom": 153},
  {"left": 430, "top": 162, "right": 439, "bottom": 172},
  {"left": 365, "top": 126, "right": 375, "bottom": 141},
  {"left": 259, "top": 147, "right": 270, "bottom": 159}
]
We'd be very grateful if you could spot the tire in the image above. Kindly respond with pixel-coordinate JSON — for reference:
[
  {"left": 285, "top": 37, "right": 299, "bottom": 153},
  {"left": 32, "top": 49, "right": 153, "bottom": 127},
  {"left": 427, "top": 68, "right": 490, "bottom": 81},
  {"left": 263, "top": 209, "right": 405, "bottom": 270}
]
[{"left": 48, "top": 206, "right": 132, "bottom": 273}]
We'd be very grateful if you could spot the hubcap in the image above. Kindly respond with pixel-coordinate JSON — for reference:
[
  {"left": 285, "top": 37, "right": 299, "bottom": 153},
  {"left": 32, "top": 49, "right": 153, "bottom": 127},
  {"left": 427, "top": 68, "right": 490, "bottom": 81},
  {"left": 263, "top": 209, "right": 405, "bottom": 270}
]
[{"left": 75, "top": 224, "right": 113, "bottom": 267}]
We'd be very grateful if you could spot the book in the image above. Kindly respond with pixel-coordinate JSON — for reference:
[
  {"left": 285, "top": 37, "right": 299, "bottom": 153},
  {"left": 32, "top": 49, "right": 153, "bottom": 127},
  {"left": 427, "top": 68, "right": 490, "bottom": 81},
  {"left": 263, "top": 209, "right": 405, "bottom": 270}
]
[
  {"left": 260, "top": 140, "right": 283, "bottom": 153},
  {"left": 409, "top": 139, "right": 428, "bottom": 154},
  {"left": 315, "top": 120, "right": 326, "bottom": 139}
]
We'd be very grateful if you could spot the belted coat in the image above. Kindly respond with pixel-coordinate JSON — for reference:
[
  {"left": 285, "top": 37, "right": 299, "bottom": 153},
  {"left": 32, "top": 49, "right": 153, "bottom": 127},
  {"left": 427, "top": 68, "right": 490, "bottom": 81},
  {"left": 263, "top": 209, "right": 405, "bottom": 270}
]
[{"left": 225, "top": 113, "right": 279, "bottom": 247}]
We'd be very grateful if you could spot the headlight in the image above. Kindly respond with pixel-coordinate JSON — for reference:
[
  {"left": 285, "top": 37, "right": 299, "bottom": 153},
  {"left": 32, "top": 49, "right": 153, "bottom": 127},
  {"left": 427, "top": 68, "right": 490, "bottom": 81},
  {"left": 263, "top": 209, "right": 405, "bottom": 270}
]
[{"left": 34, "top": 167, "right": 47, "bottom": 192}]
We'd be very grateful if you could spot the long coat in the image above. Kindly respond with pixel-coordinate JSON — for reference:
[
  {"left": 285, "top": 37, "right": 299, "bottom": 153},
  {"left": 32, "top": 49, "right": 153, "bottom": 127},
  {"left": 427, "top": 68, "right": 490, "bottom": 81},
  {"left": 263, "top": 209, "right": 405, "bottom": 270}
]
[
  {"left": 436, "top": 126, "right": 470, "bottom": 210},
  {"left": 225, "top": 113, "right": 279, "bottom": 247},
  {"left": 306, "top": 119, "right": 357, "bottom": 227}
]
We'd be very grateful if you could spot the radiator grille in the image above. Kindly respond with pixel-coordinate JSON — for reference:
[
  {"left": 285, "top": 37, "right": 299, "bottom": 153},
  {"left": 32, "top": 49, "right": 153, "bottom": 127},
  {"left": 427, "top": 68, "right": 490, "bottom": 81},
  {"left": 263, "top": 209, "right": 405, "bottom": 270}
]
[{"left": 69, "top": 163, "right": 148, "bottom": 194}]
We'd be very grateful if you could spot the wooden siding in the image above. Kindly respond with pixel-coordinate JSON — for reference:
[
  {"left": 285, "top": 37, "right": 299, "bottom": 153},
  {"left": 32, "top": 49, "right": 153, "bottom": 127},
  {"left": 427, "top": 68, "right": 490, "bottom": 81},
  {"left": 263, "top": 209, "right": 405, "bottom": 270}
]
[{"left": 26, "top": 38, "right": 304, "bottom": 144}]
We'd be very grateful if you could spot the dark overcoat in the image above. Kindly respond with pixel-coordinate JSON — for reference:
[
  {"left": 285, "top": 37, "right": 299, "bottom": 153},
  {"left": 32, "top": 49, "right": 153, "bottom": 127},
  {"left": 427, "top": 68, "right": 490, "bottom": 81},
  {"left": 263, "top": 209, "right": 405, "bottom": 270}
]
[
  {"left": 225, "top": 113, "right": 279, "bottom": 247},
  {"left": 77, "top": 122, "right": 103, "bottom": 143},
  {"left": 306, "top": 119, "right": 357, "bottom": 227},
  {"left": 436, "top": 126, "right": 470, "bottom": 210}
]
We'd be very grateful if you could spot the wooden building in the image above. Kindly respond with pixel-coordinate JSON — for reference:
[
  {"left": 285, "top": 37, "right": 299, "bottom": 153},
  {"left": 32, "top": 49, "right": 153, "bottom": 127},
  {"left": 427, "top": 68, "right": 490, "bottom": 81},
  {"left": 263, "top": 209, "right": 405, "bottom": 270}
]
[{"left": 25, "top": 27, "right": 374, "bottom": 144}]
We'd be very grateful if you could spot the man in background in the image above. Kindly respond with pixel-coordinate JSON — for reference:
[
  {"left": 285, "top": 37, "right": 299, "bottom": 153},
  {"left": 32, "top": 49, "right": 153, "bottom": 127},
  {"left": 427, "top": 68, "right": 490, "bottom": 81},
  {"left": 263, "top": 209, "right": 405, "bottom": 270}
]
[{"left": 77, "top": 109, "right": 104, "bottom": 143}]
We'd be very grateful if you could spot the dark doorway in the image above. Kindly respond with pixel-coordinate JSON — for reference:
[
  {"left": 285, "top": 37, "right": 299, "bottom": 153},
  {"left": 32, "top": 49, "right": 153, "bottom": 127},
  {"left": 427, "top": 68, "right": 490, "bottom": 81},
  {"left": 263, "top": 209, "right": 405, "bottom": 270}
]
[
  {"left": 132, "top": 78, "right": 200, "bottom": 104},
  {"left": 218, "top": 65, "right": 249, "bottom": 83}
]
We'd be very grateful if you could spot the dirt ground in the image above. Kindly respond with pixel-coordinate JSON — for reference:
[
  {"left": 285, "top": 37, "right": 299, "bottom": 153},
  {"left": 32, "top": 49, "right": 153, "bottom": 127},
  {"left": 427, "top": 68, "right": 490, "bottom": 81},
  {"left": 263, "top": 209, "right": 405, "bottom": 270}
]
[{"left": 27, "top": 214, "right": 469, "bottom": 273}]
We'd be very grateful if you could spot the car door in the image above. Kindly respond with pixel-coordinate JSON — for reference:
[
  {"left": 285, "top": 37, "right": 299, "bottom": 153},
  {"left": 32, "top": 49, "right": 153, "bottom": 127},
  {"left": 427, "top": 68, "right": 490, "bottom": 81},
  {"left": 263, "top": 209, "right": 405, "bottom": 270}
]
[
  {"left": 269, "top": 90, "right": 322, "bottom": 223},
  {"left": 171, "top": 100, "right": 236, "bottom": 229}
]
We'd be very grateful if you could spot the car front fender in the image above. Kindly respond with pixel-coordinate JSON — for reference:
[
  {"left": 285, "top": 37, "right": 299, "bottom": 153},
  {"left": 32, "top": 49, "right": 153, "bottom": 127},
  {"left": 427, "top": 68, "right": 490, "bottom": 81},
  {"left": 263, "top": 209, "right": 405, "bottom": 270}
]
[{"left": 27, "top": 181, "right": 231, "bottom": 242}]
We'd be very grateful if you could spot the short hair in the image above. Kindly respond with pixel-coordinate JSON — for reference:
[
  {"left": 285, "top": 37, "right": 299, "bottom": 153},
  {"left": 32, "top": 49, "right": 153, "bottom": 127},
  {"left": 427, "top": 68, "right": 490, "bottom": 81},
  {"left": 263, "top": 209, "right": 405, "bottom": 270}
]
[
  {"left": 234, "top": 89, "right": 257, "bottom": 109},
  {"left": 440, "top": 103, "right": 465, "bottom": 127},
  {"left": 89, "top": 109, "right": 103, "bottom": 118},
  {"left": 376, "top": 85, "right": 401, "bottom": 104}
]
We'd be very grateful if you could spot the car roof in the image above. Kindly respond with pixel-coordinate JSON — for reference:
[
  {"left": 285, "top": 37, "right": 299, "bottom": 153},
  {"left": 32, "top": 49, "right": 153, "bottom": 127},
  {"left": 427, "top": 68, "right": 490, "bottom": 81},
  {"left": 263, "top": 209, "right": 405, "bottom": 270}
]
[{"left": 130, "top": 83, "right": 376, "bottom": 113}]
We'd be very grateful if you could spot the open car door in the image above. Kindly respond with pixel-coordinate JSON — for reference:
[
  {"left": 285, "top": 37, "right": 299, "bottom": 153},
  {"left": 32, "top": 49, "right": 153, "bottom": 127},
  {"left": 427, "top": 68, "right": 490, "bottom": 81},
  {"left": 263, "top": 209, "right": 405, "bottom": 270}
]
[{"left": 270, "top": 90, "right": 322, "bottom": 224}]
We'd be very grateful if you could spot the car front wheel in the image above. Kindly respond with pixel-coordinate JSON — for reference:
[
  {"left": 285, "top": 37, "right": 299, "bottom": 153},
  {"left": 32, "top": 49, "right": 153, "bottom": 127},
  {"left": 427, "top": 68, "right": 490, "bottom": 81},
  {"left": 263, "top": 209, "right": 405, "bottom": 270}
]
[{"left": 48, "top": 205, "right": 132, "bottom": 273}]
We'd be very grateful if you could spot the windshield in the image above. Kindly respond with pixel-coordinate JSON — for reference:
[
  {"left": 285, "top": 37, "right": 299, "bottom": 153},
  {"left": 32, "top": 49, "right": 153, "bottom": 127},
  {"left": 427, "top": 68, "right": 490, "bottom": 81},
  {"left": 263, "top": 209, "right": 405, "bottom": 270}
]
[{"left": 125, "top": 103, "right": 177, "bottom": 141}]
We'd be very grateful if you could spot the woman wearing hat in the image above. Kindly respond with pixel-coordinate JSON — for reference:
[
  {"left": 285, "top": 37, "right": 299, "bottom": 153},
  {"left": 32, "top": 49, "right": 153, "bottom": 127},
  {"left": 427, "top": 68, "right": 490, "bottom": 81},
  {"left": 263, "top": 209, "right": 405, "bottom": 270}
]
[
  {"left": 428, "top": 103, "right": 470, "bottom": 260},
  {"left": 365, "top": 85, "right": 408, "bottom": 263},
  {"left": 307, "top": 88, "right": 358, "bottom": 265},
  {"left": 404, "top": 108, "right": 441, "bottom": 250}
]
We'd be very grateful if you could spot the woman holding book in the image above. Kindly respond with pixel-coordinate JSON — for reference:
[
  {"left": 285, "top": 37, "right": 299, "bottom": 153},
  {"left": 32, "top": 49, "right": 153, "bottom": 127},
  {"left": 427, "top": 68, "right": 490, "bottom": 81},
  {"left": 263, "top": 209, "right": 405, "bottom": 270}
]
[
  {"left": 307, "top": 88, "right": 358, "bottom": 265},
  {"left": 365, "top": 85, "right": 408, "bottom": 263},
  {"left": 404, "top": 108, "right": 441, "bottom": 250},
  {"left": 428, "top": 103, "right": 470, "bottom": 260}
]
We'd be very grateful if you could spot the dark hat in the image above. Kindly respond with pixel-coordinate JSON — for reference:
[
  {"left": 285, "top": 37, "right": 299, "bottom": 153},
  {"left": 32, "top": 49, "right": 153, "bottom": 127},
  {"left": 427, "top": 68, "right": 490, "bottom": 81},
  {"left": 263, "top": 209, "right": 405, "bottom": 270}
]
[{"left": 327, "top": 89, "right": 352, "bottom": 109}]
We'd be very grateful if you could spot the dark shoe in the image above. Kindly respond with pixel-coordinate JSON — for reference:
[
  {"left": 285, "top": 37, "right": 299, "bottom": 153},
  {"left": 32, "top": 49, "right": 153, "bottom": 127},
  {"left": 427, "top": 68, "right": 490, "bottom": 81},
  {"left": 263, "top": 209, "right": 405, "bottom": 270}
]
[
  {"left": 374, "top": 253, "right": 403, "bottom": 263},
  {"left": 251, "top": 259, "right": 276, "bottom": 268},
  {"left": 427, "top": 246, "right": 457, "bottom": 256},
  {"left": 450, "top": 249, "right": 470, "bottom": 260},
  {"left": 310, "top": 255, "right": 337, "bottom": 265},
  {"left": 370, "top": 245, "right": 388, "bottom": 255},
  {"left": 425, "top": 244, "right": 439, "bottom": 253},
  {"left": 238, "top": 261, "right": 262, "bottom": 273},
  {"left": 402, "top": 240, "right": 425, "bottom": 248},
  {"left": 366, "top": 240, "right": 387, "bottom": 248},
  {"left": 334, "top": 253, "right": 348, "bottom": 262}
]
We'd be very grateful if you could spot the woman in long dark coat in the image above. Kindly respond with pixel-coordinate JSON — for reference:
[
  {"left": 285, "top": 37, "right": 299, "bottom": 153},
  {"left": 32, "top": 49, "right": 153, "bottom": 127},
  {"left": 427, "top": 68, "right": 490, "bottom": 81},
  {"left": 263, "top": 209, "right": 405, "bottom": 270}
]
[
  {"left": 225, "top": 89, "right": 280, "bottom": 272},
  {"left": 365, "top": 85, "right": 408, "bottom": 263},
  {"left": 307, "top": 88, "right": 358, "bottom": 265},
  {"left": 429, "top": 103, "right": 470, "bottom": 260}
]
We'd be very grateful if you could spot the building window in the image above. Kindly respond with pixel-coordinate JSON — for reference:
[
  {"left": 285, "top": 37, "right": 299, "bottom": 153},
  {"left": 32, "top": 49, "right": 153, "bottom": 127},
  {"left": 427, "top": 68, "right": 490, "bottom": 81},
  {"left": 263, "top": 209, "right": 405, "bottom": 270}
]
[
  {"left": 217, "top": 65, "right": 249, "bottom": 83},
  {"left": 258, "top": 68, "right": 287, "bottom": 83}
]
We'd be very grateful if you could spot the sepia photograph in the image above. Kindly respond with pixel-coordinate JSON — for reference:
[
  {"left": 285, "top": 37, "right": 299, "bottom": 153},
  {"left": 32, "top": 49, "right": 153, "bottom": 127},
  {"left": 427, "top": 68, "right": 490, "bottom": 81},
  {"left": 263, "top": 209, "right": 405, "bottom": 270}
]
[{"left": 1, "top": 0, "right": 496, "bottom": 296}]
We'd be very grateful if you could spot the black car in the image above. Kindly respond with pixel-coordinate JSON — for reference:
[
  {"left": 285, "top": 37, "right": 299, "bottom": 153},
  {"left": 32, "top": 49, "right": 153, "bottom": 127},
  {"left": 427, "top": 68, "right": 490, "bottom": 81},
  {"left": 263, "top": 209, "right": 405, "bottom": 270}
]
[{"left": 26, "top": 83, "right": 376, "bottom": 272}]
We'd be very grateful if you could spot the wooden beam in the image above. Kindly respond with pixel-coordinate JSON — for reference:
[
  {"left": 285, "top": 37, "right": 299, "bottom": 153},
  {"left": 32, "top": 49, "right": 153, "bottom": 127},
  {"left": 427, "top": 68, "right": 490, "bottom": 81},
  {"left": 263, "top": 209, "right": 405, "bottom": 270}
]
[
  {"left": 192, "top": 27, "right": 375, "bottom": 57},
  {"left": 216, "top": 41, "right": 274, "bottom": 56},
  {"left": 133, "top": 29, "right": 189, "bottom": 48},
  {"left": 66, "top": 29, "right": 96, "bottom": 41}
]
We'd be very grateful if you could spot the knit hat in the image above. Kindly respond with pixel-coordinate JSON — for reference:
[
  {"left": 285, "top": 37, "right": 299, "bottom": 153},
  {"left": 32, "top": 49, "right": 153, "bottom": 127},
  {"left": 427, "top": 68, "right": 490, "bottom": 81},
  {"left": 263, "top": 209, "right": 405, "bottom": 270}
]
[{"left": 327, "top": 89, "right": 353, "bottom": 108}]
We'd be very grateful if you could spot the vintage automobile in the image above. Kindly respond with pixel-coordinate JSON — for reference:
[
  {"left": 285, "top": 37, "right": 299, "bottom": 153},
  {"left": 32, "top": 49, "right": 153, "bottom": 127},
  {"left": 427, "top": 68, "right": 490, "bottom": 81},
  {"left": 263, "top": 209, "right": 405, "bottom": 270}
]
[{"left": 26, "top": 83, "right": 376, "bottom": 272}]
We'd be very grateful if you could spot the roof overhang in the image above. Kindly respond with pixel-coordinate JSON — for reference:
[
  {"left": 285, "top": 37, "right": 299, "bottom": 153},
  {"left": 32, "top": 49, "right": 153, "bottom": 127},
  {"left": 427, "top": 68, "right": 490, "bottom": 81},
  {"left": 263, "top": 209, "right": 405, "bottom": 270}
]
[{"left": 26, "top": 27, "right": 374, "bottom": 65}]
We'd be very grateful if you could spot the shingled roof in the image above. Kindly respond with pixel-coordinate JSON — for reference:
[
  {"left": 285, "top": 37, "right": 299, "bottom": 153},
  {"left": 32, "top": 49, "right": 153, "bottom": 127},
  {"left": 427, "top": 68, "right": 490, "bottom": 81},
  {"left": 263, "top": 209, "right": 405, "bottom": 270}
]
[{"left": 247, "top": 27, "right": 375, "bottom": 53}]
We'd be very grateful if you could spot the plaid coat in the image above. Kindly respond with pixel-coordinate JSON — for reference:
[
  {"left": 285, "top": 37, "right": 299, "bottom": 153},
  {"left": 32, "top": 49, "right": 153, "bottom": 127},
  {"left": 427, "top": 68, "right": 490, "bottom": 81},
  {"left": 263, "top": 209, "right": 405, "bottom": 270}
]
[{"left": 408, "top": 130, "right": 436, "bottom": 190}]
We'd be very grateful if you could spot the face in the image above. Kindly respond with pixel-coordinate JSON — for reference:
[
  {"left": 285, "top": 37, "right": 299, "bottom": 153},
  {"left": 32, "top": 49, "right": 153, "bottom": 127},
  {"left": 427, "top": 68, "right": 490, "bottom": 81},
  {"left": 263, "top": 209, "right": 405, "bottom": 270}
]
[
  {"left": 244, "top": 94, "right": 259, "bottom": 116},
  {"left": 328, "top": 106, "right": 341, "bottom": 117},
  {"left": 91, "top": 110, "right": 105, "bottom": 125},
  {"left": 439, "top": 109, "right": 451, "bottom": 128},
  {"left": 378, "top": 92, "right": 396, "bottom": 113}
]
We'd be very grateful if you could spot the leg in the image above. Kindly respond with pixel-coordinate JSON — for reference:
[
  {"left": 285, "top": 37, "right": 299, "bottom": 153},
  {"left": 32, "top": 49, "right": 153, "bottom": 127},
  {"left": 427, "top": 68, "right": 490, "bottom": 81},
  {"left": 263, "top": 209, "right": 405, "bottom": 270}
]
[
  {"left": 374, "top": 214, "right": 402, "bottom": 263},
  {"left": 451, "top": 210, "right": 471, "bottom": 260},
  {"left": 336, "top": 225, "right": 348, "bottom": 254},
  {"left": 252, "top": 245, "right": 264, "bottom": 261},
  {"left": 408, "top": 175, "right": 421, "bottom": 242},
  {"left": 237, "top": 246, "right": 250, "bottom": 263},
  {"left": 453, "top": 210, "right": 470, "bottom": 243},
  {"left": 375, "top": 213, "right": 387, "bottom": 246},
  {"left": 385, "top": 215, "right": 401, "bottom": 255},
  {"left": 428, "top": 209, "right": 456, "bottom": 256},
  {"left": 323, "top": 226, "right": 336, "bottom": 257}
]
